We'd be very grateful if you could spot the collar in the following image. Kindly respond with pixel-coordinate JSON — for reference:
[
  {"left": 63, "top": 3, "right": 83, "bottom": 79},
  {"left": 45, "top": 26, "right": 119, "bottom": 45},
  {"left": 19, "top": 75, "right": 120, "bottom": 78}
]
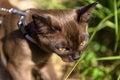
[
  {"left": 10, "top": 8, "right": 38, "bottom": 44},
  {"left": 0, "top": 8, "right": 37, "bottom": 44}
]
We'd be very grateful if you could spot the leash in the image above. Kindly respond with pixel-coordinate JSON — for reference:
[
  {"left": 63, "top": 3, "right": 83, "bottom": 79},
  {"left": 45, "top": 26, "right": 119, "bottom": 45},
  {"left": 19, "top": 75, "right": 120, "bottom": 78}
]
[
  {"left": 0, "top": 7, "right": 37, "bottom": 44},
  {"left": 0, "top": 8, "right": 26, "bottom": 15}
]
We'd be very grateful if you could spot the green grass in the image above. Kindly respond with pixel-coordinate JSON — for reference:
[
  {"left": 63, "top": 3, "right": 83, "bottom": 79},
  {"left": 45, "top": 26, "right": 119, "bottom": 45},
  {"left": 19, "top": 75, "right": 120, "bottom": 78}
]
[
  {"left": 118, "top": 74, "right": 120, "bottom": 80},
  {"left": 114, "top": 0, "right": 119, "bottom": 53},
  {"left": 97, "top": 56, "right": 120, "bottom": 61}
]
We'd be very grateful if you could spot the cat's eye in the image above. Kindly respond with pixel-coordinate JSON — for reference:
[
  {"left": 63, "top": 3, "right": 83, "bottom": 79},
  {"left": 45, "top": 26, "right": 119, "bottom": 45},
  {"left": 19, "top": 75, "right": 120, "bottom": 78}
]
[
  {"left": 80, "top": 40, "right": 86, "bottom": 46},
  {"left": 58, "top": 48, "right": 66, "bottom": 52}
]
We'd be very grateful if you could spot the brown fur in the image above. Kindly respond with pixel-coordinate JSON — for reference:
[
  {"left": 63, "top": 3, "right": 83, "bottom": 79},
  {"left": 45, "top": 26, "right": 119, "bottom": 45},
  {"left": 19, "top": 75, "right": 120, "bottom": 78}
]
[
  {"left": 0, "top": 0, "right": 15, "bottom": 25},
  {"left": 0, "top": 0, "right": 13, "bottom": 8},
  {"left": 0, "top": 3, "right": 97, "bottom": 80},
  {"left": 0, "top": 1, "right": 15, "bottom": 80}
]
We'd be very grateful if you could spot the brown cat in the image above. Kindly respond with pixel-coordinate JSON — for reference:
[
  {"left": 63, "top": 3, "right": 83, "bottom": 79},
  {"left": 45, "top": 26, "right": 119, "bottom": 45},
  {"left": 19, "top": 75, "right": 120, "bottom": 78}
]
[{"left": 0, "top": 2, "right": 97, "bottom": 80}]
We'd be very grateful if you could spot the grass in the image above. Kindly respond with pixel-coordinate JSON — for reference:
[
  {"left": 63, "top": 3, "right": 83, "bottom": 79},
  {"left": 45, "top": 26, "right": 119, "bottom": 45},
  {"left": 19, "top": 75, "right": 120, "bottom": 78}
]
[
  {"left": 118, "top": 74, "right": 120, "bottom": 80},
  {"left": 114, "top": 0, "right": 119, "bottom": 53},
  {"left": 97, "top": 56, "right": 120, "bottom": 61}
]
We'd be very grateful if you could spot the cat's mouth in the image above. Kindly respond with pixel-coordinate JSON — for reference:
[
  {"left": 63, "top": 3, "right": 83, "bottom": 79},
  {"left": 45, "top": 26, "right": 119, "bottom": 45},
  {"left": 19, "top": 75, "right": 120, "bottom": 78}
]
[
  {"left": 61, "top": 52, "right": 81, "bottom": 62},
  {"left": 53, "top": 48, "right": 81, "bottom": 62}
]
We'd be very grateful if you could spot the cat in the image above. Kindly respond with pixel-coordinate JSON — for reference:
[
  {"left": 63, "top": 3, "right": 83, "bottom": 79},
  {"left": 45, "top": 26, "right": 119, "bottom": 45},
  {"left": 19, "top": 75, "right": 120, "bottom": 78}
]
[{"left": 0, "top": 2, "right": 97, "bottom": 80}]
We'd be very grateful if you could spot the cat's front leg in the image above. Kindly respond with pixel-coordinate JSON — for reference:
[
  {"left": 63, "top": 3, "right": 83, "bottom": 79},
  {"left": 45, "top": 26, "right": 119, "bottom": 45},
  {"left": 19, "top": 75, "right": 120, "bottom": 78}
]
[{"left": 3, "top": 33, "right": 35, "bottom": 80}]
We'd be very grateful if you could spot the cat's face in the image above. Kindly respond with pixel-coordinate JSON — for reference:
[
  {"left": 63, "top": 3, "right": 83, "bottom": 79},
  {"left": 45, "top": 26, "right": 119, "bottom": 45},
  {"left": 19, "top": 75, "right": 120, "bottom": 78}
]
[{"left": 32, "top": 3, "right": 97, "bottom": 62}]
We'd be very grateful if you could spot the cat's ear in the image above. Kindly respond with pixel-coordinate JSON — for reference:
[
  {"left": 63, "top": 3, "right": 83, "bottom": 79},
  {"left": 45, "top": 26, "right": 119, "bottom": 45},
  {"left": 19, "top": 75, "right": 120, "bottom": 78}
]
[
  {"left": 76, "top": 2, "right": 97, "bottom": 23},
  {"left": 32, "top": 14, "right": 53, "bottom": 34},
  {"left": 32, "top": 14, "right": 51, "bottom": 27},
  {"left": 32, "top": 14, "right": 61, "bottom": 34}
]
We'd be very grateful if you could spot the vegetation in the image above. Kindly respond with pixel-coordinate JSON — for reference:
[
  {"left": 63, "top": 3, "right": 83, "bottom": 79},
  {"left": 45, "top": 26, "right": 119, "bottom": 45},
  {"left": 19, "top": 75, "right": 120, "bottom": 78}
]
[{"left": 35, "top": 0, "right": 120, "bottom": 80}]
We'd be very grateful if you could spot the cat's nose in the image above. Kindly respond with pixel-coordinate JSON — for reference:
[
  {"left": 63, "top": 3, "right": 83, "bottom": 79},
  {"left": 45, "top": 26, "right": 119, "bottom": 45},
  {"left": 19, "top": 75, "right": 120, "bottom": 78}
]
[{"left": 72, "top": 52, "right": 80, "bottom": 60}]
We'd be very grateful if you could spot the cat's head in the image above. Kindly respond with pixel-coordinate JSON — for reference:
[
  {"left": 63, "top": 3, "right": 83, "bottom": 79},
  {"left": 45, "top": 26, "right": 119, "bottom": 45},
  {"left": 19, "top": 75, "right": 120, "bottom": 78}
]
[{"left": 30, "top": 2, "right": 97, "bottom": 62}]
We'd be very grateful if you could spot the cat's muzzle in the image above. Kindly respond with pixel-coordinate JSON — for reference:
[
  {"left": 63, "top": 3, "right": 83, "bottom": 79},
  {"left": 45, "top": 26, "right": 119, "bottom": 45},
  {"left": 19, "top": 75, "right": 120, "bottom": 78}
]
[
  {"left": 61, "top": 51, "right": 81, "bottom": 62},
  {"left": 55, "top": 49, "right": 82, "bottom": 62}
]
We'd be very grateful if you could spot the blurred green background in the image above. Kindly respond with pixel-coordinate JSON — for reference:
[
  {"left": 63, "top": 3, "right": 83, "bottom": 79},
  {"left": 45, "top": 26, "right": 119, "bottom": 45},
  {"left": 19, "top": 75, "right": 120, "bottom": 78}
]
[{"left": 9, "top": 0, "right": 120, "bottom": 80}]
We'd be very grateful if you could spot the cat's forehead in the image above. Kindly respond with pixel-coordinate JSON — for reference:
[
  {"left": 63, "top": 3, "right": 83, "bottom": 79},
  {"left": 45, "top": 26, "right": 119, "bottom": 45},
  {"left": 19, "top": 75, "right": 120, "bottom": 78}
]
[
  {"left": 42, "top": 9, "right": 88, "bottom": 36},
  {"left": 30, "top": 9, "right": 88, "bottom": 36},
  {"left": 49, "top": 10, "right": 88, "bottom": 44},
  {"left": 42, "top": 9, "right": 76, "bottom": 16},
  {"left": 32, "top": 9, "right": 77, "bottom": 21},
  {"left": 49, "top": 10, "right": 82, "bottom": 35}
]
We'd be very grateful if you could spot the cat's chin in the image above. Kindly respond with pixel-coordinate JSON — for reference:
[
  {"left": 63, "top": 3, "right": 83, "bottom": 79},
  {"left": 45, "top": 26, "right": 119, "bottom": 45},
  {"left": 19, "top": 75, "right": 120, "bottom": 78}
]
[
  {"left": 62, "top": 56, "right": 76, "bottom": 62},
  {"left": 62, "top": 58, "right": 74, "bottom": 62},
  {"left": 53, "top": 49, "right": 81, "bottom": 62}
]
